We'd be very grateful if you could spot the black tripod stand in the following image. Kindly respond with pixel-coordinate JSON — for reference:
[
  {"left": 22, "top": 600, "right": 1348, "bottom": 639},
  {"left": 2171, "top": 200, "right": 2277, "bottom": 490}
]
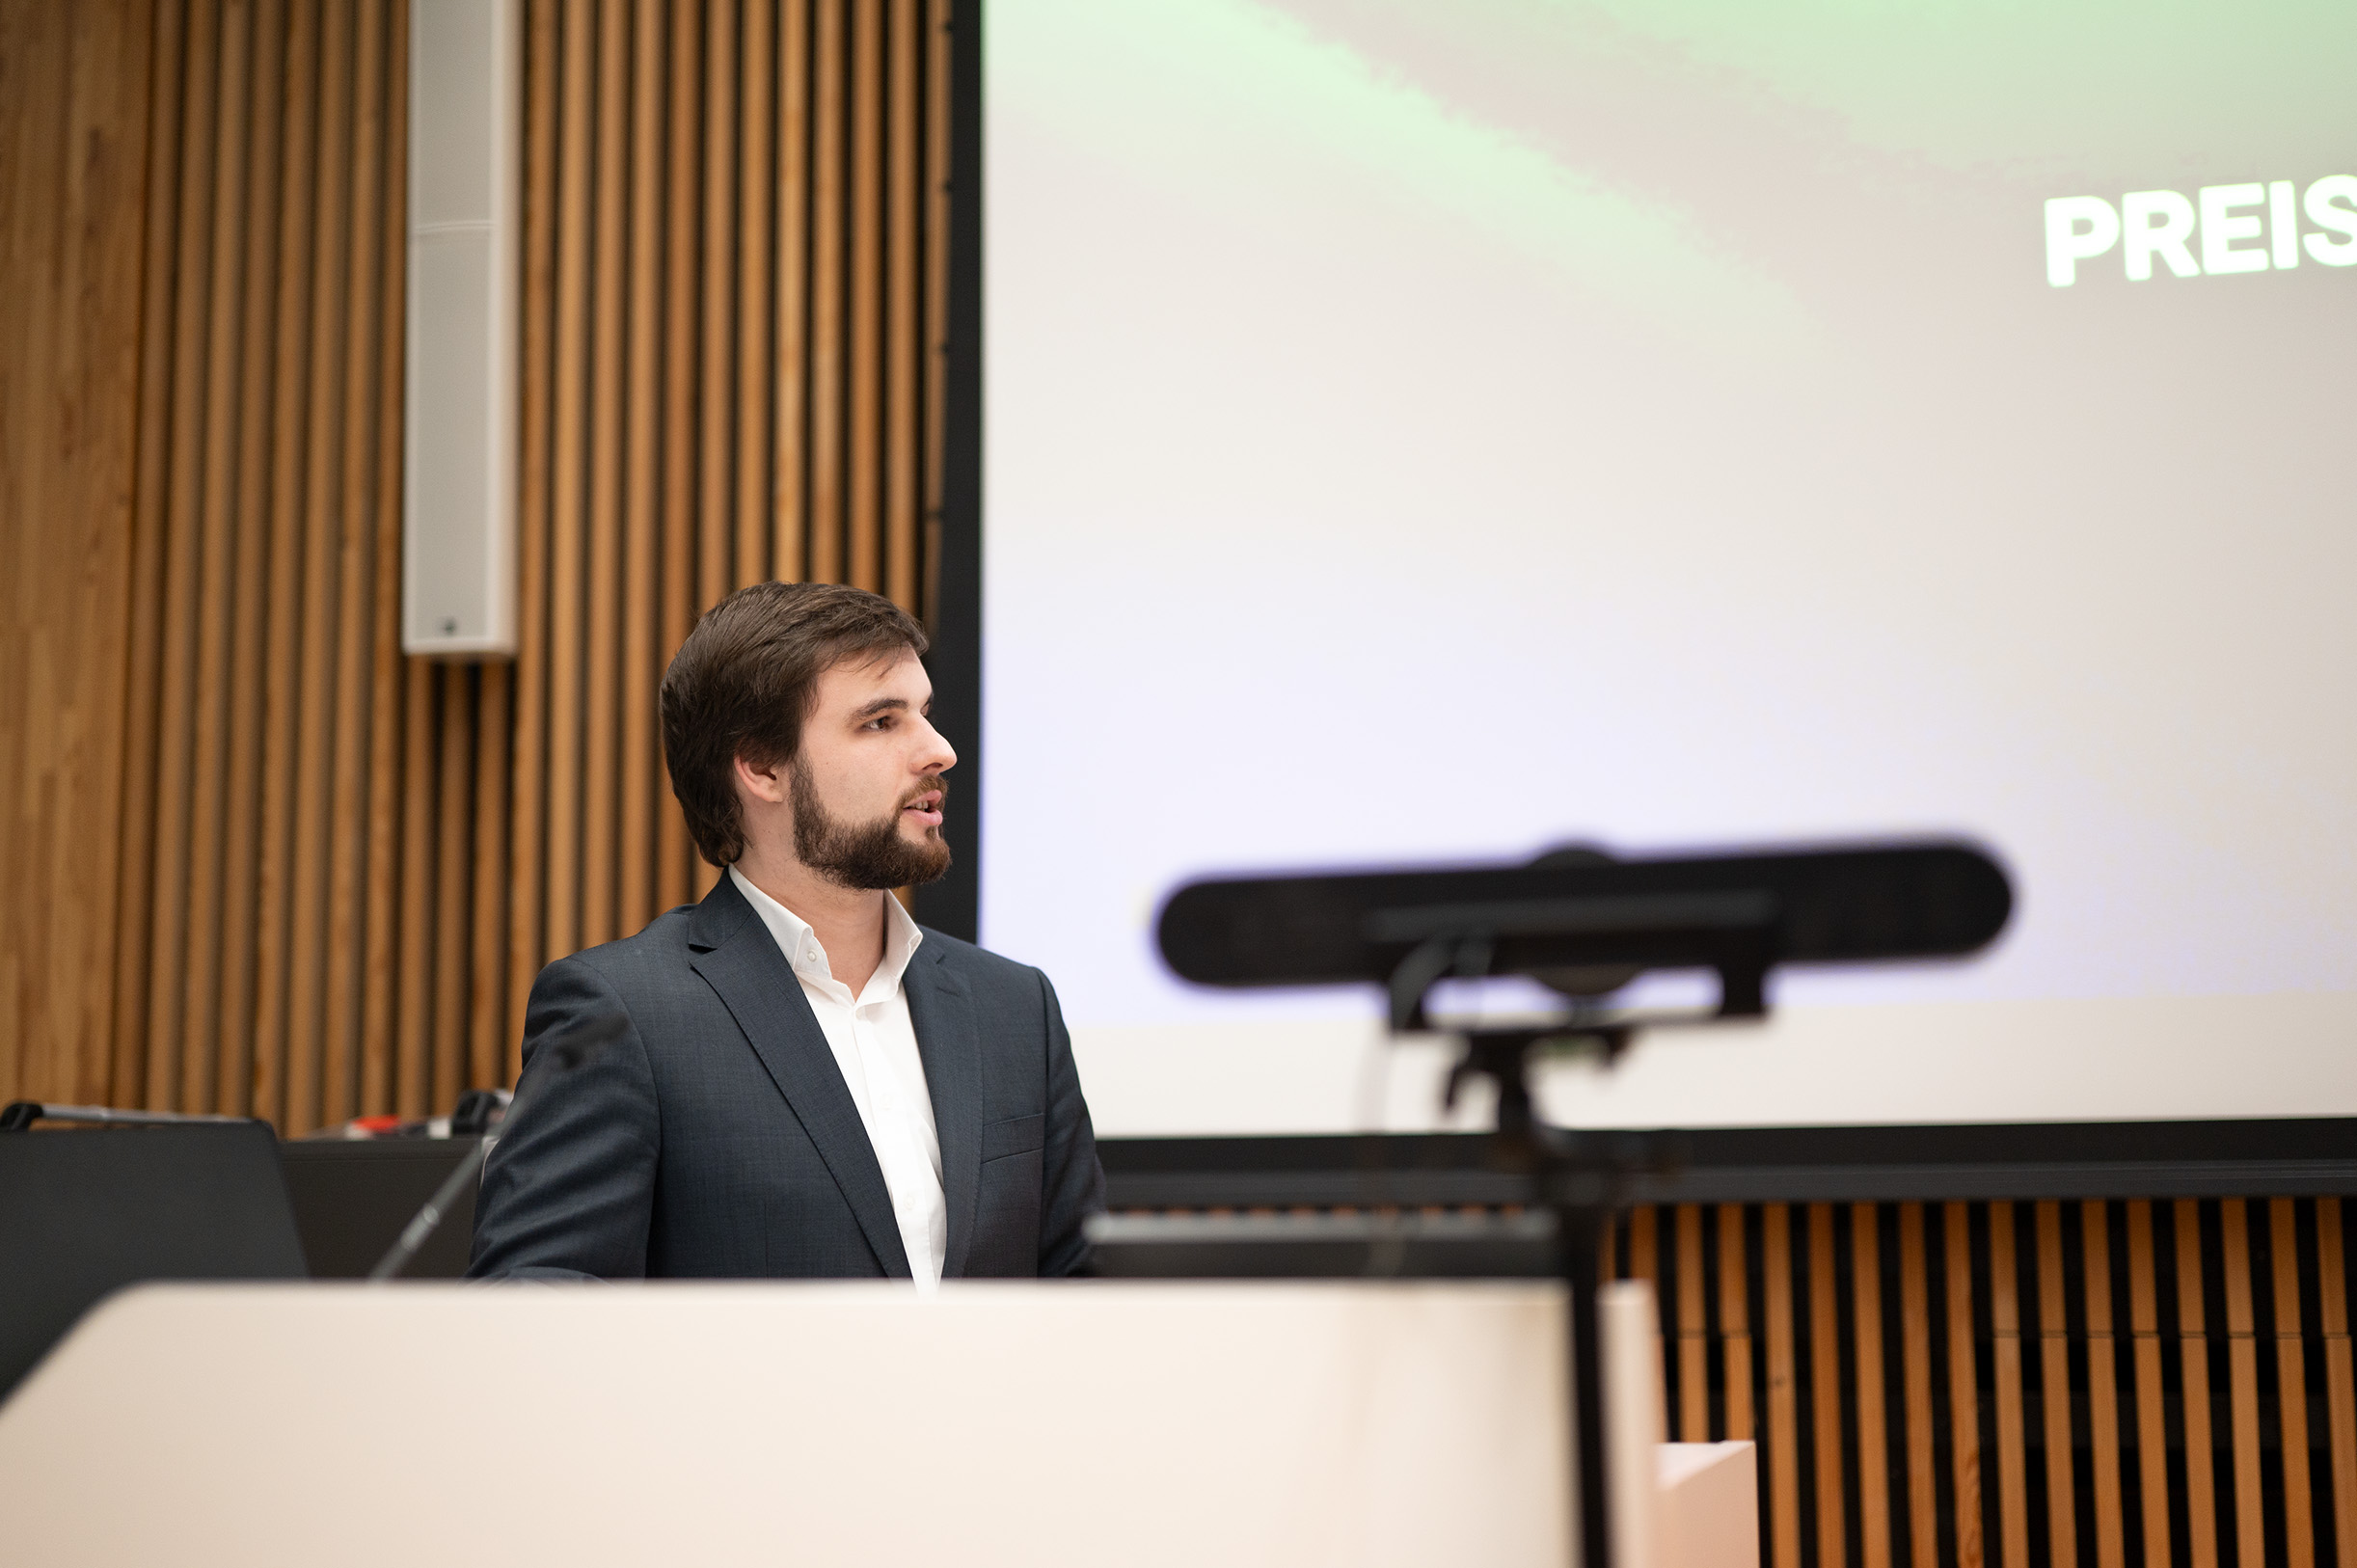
[
  {"left": 1386, "top": 930, "right": 1767, "bottom": 1568},
  {"left": 1157, "top": 836, "right": 2014, "bottom": 1567}
]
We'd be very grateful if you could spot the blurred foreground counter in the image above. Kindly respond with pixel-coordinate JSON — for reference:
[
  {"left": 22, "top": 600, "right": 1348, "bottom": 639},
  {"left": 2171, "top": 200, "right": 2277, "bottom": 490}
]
[{"left": 0, "top": 1280, "right": 1752, "bottom": 1568}]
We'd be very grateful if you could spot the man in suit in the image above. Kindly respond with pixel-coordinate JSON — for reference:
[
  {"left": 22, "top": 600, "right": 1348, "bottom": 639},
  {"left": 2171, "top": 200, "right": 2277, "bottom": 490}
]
[{"left": 469, "top": 581, "right": 1102, "bottom": 1282}]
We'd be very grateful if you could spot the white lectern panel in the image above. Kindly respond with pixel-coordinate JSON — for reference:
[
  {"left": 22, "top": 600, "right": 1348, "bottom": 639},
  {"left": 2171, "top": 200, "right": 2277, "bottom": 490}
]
[{"left": 0, "top": 1282, "right": 1570, "bottom": 1568}]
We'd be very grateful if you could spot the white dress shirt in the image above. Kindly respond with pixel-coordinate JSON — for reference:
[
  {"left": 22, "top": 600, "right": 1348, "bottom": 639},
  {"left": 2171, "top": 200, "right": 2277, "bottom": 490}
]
[{"left": 728, "top": 867, "right": 948, "bottom": 1286}]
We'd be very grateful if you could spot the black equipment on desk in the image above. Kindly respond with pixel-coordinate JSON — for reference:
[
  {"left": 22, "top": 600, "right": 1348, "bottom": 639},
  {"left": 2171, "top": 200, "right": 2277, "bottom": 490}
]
[
  {"left": 1158, "top": 838, "right": 2010, "bottom": 1012},
  {"left": 1151, "top": 837, "right": 2014, "bottom": 1568},
  {"left": 279, "top": 1139, "right": 483, "bottom": 1279},
  {"left": 1089, "top": 1207, "right": 1562, "bottom": 1278},
  {"left": 0, "top": 1117, "right": 308, "bottom": 1403}
]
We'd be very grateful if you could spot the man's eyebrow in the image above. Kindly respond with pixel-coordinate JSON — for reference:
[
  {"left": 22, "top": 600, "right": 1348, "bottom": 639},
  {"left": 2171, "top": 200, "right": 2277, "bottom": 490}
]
[{"left": 850, "top": 695, "right": 910, "bottom": 719}]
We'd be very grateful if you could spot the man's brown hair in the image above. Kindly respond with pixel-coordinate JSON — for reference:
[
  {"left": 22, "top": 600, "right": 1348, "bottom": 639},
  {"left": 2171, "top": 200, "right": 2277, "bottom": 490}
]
[{"left": 661, "top": 581, "right": 929, "bottom": 867}]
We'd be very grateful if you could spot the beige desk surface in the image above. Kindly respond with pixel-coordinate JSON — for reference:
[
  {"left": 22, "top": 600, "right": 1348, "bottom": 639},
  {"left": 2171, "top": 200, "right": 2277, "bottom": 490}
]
[{"left": 0, "top": 1280, "right": 1573, "bottom": 1568}]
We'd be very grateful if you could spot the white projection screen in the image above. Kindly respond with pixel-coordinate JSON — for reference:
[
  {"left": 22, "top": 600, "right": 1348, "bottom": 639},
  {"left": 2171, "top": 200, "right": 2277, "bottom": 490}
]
[{"left": 981, "top": 0, "right": 2357, "bottom": 1136}]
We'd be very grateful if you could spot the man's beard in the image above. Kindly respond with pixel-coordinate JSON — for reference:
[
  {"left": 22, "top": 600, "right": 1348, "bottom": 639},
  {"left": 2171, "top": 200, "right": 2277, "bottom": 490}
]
[{"left": 789, "top": 765, "right": 952, "bottom": 891}]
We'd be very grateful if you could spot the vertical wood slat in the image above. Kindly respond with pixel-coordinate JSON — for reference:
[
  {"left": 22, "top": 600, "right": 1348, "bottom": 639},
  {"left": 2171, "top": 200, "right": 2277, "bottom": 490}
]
[
  {"left": 2222, "top": 1201, "right": 2267, "bottom": 1568},
  {"left": 2320, "top": 1200, "right": 2357, "bottom": 1568},
  {"left": 1625, "top": 1205, "right": 1663, "bottom": 1459},
  {"left": 658, "top": 0, "right": 700, "bottom": 913},
  {"left": 110, "top": 0, "right": 195, "bottom": 1116},
  {"left": 580, "top": 0, "right": 631, "bottom": 953},
  {"left": 884, "top": 0, "right": 921, "bottom": 611},
  {"left": 808, "top": 0, "right": 844, "bottom": 583},
  {"left": 1810, "top": 1203, "right": 1847, "bottom": 1568},
  {"left": 1677, "top": 1204, "right": 1709, "bottom": 1443},
  {"left": 734, "top": 0, "right": 773, "bottom": 591},
  {"left": 1991, "top": 1203, "right": 2029, "bottom": 1568},
  {"left": 847, "top": 0, "right": 883, "bottom": 592},
  {"left": 505, "top": 0, "right": 560, "bottom": 1062},
  {"left": 1630, "top": 1205, "right": 1664, "bottom": 1436},
  {"left": 772, "top": 0, "right": 809, "bottom": 584},
  {"left": 1721, "top": 1202, "right": 1755, "bottom": 1444},
  {"left": 2128, "top": 1201, "right": 2174, "bottom": 1568},
  {"left": 2084, "top": 1201, "right": 2127, "bottom": 1568},
  {"left": 1946, "top": 1203, "right": 1985, "bottom": 1568},
  {"left": 618, "top": 0, "right": 664, "bottom": 939},
  {"left": 394, "top": 662, "right": 434, "bottom": 1115},
  {"left": 1853, "top": 1203, "right": 1891, "bottom": 1568},
  {"left": 207, "top": 0, "right": 274, "bottom": 1114},
  {"left": 542, "top": 0, "right": 594, "bottom": 972},
  {"left": 697, "top": 0, "right": 736, "bottom": 613},
  {"left": 1630, "top": 1204, "right": 1659, "bottom": 1290},
  {"left": 325, "top": 0, "right": 384, "bottom": 1126},
  {"left": 180, "top": 0, "right": 254, "bottom": 1117},
  {"left": 2037, "top": 1202, "right": 2079, "bottom": 1568},
  {"left": 214, "top": 0, "right": 292, "bottom": 1120},
  {"left": 247, "top": 0, "right": 323, "bottom": 1129},
  {"left": 284, "top": 0, "right": 357, "bottom": 1135},
  {"left": 320, "top": 0, "right": 369, "bottom": 1113},
  {"left": 328, "top": 0, "right": 394, "bottom": 1129},
  {"left": 689, "top": 0, "right": 736, "bottom": 908},
  {"left": 1766, "top": 1203, "right": 1802, "bottom": 1568},
  {"left": 1900, "top": 1203, "right": 1937, "bottom": 1568},
  {"left": 138, "top": 0, "right": 214, "bottom": 1111},
  {"left": 2180, "top": 1200, "right": 2222, "bottom": 1568},
  {"left": 144, "top": 0, "right": 226, "bottom": 1114},
  {"left": 359, "top": 0, "right": 409, "bottom": 1122},
  {"left": 430, "top": 669, "right": 472, "bottom": 1106},
  {"left": 2275, "top": 1200, "right": 2318, "bottom": 1568},
  {"left": 467, "top": 661, "right": 511, "bottom": 1089}
]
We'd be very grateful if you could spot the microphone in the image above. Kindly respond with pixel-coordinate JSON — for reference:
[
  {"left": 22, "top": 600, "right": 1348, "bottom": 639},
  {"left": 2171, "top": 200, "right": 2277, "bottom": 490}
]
[{"left": 366, "top": 1011, "right": 629, "bottom": 1283}]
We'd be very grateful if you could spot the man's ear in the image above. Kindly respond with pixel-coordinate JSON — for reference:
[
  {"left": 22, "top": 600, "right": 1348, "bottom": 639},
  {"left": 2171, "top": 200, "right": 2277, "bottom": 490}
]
[{"left": 732, "top": 752, "right": 791, "bottom": 806}]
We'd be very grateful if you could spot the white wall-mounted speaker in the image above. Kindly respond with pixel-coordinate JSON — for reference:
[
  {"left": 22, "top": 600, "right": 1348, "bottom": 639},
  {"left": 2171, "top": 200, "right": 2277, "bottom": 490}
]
[{"left": 402, "top": 0, "right": 520, "bottom": 658}]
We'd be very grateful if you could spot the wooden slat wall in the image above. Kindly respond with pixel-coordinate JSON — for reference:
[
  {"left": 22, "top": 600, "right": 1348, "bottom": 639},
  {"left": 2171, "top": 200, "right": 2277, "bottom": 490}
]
[
  {"left": 0, "top": 0, "right": 155, "bottom": 1114},
  {"left": 1613, "top": 1197, "right": 2357, "bottom": 1568},
  {"left": 0, "top": 0, "right": 954, "bottom": 1131}
]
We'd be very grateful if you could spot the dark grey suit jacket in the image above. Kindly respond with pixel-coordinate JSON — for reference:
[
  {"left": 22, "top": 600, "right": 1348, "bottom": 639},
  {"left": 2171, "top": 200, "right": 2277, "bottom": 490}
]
[{"left": 467, "top": 875, "right": 1103, "bottom": 1281}]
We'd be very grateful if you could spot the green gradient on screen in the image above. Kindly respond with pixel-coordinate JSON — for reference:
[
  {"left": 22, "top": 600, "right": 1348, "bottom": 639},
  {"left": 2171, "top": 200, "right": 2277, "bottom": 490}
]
[
  {"left": 994, "top": 0, "right": 1813, "bottom": 352},
  {"left": 1556, "top": 0, "right": 2354, "bottom": 169}
]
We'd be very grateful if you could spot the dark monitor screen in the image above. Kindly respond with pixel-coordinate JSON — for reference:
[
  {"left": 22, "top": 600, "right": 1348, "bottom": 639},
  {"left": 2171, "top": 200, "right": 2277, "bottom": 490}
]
[{"left": 0, "top": 1122, "right": 308, "bottom": 1403}]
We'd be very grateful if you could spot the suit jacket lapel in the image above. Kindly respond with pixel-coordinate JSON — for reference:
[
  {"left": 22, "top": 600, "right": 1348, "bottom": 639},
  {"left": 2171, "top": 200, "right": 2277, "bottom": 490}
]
[
  {"left": 687, "top": 877, "right": 911, "bottom": 1278},
  {"left": 903, "top": 940, "right": 982, "bottom": 1279}
]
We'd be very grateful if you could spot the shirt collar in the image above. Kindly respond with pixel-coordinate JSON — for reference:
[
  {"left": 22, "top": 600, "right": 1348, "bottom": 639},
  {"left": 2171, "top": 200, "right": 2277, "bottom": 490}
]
[{"left": 728, "top": 865, "right": 926, "bottom": 1000}]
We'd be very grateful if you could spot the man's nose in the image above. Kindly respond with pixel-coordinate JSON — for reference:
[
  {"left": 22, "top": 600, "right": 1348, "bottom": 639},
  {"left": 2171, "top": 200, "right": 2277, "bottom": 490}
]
[{"left": 917, "top": 716, "right": 957, "bottom": 775}]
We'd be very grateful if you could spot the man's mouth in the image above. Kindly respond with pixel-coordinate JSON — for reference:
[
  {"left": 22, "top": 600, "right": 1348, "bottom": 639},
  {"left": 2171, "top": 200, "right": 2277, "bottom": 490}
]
[{"left": 900, "top": 786, "right": 945, "bottom": 829}]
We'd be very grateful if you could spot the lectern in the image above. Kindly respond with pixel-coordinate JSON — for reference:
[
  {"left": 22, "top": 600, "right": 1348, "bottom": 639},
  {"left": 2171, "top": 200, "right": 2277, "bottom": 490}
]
[
  {"left": 0, "top": 1279, "right": 1755, "bottom": 1567},
  {"left": 0, "top": 1281, "right": 1570, "bottom": 1568}
]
